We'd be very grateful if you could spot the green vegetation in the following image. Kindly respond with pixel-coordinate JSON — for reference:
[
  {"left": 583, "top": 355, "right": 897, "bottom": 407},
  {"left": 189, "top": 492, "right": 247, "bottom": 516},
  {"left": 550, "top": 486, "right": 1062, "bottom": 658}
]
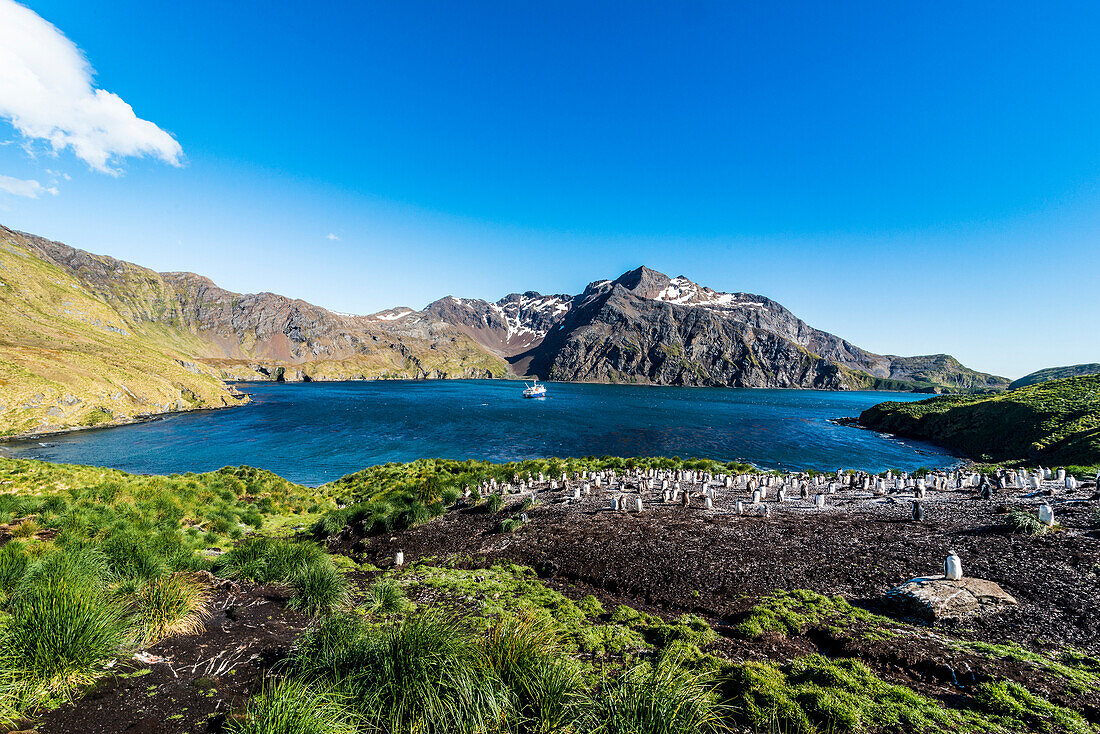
[
  {"left": 859, "top": 374, "right": 1100, "bottom": 466},
  {"left": 215, "top": 537, "right": 350, "bottom": 616},
  {"left": 576, "top": 653, "right": 726, "bottom": 734},
  {"left": 0, "top": 227, "right": 245, "bottom": 437},
  {"left": 226, "top": 679, "right": 358, "bottom": 734},
  {"left": 0, "top": 456, "right": 333, "bottom": 723},
  {"left": 721, "top": 655, "right": 964, "bottom": 733},
  {"left": 733, "top": 589, "right": 895, "bottom": 641},
  {"left": 956, "top": 641, "right": 1100, "bottom": 697},
  {"left": 839, "top": 354, "right": 1009, "bottom": 394}
]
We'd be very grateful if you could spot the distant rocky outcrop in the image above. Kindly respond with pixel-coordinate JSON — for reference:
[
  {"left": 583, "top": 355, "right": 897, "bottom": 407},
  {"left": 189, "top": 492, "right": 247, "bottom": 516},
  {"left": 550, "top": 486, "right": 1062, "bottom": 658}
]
[{"left": 1009, "top": 364, "right": 1100, "bottom": 390}]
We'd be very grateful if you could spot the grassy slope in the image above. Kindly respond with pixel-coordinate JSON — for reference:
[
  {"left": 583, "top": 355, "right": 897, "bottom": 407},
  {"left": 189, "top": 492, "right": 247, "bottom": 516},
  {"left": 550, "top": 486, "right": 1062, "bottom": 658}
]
[
  {"left": 858, "top": 374, "right": 1100, "bottom": 466},
  {"left": 0, "top": 236, "right": 244, "bottom": 437},
  {"left": 1010, "top": 364, "right": 1100, "bottom": 390}
]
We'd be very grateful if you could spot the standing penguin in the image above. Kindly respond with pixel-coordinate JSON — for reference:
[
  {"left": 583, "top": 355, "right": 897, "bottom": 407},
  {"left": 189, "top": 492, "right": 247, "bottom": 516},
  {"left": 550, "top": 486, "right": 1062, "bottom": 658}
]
[
  {"left": 1038, "top": 503, "right": 1055, "bottom": 527},
  {"left": 979, "top": 484, "right": 993, "bottom": 501},
  {"left": 912, "top": 501, "right": 925, "bottom": 521},
  {"left": 943, "top": 550, "right": 963, "bottom": 580}
]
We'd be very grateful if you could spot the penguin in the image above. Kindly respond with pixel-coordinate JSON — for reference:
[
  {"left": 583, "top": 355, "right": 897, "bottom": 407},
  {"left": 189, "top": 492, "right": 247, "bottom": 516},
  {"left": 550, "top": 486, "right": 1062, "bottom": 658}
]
[
  {"left": 815, "top": 494, "right": 826, "bottom": 509},
  {"left": 762, "top": 504, "right": 771, "bottom": 518},
  {"left": 1038, "top": 503, "right": 1054, "bottom": 527},
  {"left": 912, "top": 501, "right": 924, "bottom": 522},
  {"left": 681, "top": 490, "right": 690, "bottom": 508},
  {"left": 736, "top": 500, "right": 744, "bottom": 515},
  {"left": 943, "top": 550, "right": 962, "bottom": 580},
  {"left": 979, "top": 485, "right": 993, "bottom": 501}
]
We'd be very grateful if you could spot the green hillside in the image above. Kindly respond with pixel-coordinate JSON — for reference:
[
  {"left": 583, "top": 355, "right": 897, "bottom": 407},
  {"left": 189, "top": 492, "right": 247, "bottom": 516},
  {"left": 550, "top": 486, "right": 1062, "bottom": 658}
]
[
  {"left": 0, "top": 234, "right": 246, "bottom": 437},
  {"left": 858, "top": 374, "right": 1100, "bottom": 466},
  {"left": 1009, "top": 364, "right": 1100, "bottom": 390}
]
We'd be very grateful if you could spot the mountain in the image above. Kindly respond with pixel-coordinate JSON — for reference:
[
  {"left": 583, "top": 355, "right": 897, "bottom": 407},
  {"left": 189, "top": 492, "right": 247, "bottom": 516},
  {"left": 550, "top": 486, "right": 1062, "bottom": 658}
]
[
  {"left": 0, "top": 225, "right": 505, "bottom": 436},
  {"left": 1009, "top": 364, "right": 1100, "bottom": 390},
  {"left": 0, "top": 225, "right": 1006, "bottom": 437},
  {"left": 419, "top": 267, "right": 1009, "bottom": 392},
  {"left": 858, "top": 373, "right": 1100, "bottom": 466}
]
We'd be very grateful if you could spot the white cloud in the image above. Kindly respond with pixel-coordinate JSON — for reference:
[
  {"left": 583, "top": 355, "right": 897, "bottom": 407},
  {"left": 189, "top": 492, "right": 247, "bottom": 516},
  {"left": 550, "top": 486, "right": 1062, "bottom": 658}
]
[
  {"left": 326, "top": 233, "right": 340, "bottom": 241},
  {"left": 0, "top": 173, "right": 56, "bottom": 198},
  {"left": 0, "top": 1, "right": 183, "bottom": 175}
]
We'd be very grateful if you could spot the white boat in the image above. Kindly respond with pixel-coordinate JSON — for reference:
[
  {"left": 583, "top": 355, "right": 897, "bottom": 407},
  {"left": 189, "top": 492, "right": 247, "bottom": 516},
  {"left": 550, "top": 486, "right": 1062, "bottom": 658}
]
[{"left": 523, "top": 379, "right": 547, "bottom": 398}]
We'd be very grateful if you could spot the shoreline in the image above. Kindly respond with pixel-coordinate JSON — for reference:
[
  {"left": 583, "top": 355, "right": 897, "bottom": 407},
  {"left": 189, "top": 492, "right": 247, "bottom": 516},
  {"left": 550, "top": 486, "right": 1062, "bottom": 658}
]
[{"left": 0, "top": 398, "right": 253, "bottom": 445}]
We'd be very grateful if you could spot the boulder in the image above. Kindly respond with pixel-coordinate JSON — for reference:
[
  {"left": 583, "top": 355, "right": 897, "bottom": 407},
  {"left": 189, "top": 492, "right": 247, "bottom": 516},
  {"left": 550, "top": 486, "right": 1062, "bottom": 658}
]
[{"left": 884, "top": 575, "right": 1017, "bottom": 622}]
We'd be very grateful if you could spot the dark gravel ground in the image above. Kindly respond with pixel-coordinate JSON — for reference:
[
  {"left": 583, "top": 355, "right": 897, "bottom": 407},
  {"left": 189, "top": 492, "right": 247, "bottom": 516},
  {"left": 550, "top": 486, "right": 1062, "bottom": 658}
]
[{"left": 346, "top": 479, "right": 1100, "bottom": 653}]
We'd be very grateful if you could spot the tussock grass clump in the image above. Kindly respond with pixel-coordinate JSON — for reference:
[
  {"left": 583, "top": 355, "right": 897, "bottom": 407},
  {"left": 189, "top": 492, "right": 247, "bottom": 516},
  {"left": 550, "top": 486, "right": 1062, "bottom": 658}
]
[
  {"left": 0, "top": 568, "right": 130, "bottom": 712},
  {"left": 1003, "top": 510, "right": 1049, "bottom": 536},
  {"left": 484, "top": 493, "right": 505, "bottom": 514},
  {"left": 227, "top": 678, "right": 358, "bottom": 734},
  {"left": 216, "top": 537, "right": 349, "bottom": 616},
  {"left": 576, "top": 652, "right": 726, "bottom": 734},
  {"left": 292, "top": 611, "right": 509, "bottom": 733},
  {"left": 363, "top": 579, "right": 411, "bottom": 617},
  {"left": 499, "top": 516, "right": 526, "bottom": 533},
  {"left": 130, "top": 574, "right": 212, "bottom": 645},
  {"left": 484, "top": 611, "right": 582, "bottom": 733},
  {"left": 288, "top": 563, "right": 350, "bottom": 617},
  {"left": 215, "top": 537, "right": 327, "bottom": 584},
  {"left": 10, "top": 518, "right": 40, "bottom": 539}
]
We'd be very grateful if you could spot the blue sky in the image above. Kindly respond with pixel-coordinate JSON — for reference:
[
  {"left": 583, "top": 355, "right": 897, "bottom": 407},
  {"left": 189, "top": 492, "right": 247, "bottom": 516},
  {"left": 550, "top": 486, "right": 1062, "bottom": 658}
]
[{"left": 1, "top": 1, "right": 1098, "bottom": 379}]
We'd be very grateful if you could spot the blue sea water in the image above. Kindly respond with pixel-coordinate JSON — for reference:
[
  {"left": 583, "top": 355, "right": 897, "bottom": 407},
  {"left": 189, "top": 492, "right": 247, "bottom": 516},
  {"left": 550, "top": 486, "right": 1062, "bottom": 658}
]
[{"left": 2, "top": 380, "right": 957, "bottom": 486}]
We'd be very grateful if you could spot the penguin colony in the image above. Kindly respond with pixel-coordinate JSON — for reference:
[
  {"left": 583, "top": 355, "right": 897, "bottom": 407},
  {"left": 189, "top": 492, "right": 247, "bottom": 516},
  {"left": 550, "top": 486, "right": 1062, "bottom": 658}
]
[{"left": 461, "top": 465, "right": 1089, "bottom": 527}]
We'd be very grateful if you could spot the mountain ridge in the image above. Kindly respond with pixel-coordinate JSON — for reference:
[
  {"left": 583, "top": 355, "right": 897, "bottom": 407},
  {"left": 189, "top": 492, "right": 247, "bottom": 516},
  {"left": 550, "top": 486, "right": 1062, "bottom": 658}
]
[
  {"left": 1009, "top": 364, "right": 1100, "bottom": 390},
  {"left": 0, "top": 224, "right": 1007, "bottom": 436}
]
